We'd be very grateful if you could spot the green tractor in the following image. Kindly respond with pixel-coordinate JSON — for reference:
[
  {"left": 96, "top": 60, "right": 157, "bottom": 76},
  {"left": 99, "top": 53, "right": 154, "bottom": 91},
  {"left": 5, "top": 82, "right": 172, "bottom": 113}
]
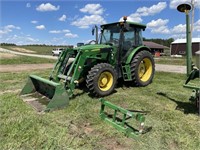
[{"left": 20, "top": 17, "right": 155, "bottom": 112}]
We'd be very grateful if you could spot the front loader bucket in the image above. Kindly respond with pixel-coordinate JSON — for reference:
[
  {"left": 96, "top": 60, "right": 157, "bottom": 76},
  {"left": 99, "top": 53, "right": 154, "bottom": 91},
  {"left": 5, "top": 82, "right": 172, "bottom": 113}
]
[{"left": 20, "top": 75, "right": 69, "bottom": 112}]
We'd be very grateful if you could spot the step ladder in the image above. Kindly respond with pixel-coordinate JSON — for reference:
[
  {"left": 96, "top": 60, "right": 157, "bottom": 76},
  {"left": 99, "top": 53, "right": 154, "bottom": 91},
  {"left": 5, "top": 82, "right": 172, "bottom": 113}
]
[
  {"left": 99, "top": 98, "right": 146, "bottom": 138},
  {"left": 121, "top": 64, "right": 132, "bottom": 81}
]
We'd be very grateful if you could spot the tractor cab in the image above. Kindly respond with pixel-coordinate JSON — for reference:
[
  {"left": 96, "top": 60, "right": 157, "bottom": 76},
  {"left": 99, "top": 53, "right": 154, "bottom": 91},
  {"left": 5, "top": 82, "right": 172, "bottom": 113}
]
[{"left": 100, "top": 20, "right": 146, "bottom": 57}]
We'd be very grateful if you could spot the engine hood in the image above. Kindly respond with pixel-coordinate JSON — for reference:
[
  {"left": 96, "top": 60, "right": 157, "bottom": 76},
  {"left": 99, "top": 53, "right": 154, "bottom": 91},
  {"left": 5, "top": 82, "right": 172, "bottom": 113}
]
[{"left": 75, "top": 44, "right": 111, "bottom": 51}]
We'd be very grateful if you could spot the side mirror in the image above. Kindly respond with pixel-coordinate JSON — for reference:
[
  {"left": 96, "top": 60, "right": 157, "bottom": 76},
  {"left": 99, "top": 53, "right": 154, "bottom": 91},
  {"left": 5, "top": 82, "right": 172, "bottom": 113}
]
[
  {"left": 92, "top": 25, "right": 98, "bottom": 44},
  {"left": 92, "top": 27, "right": 95, "bottom": 35}
]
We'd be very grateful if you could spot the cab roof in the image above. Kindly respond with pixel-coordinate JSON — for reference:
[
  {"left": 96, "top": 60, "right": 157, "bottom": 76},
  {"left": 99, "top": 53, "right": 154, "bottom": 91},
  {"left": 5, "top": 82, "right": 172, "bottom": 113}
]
[{"left": 101, "top": 21, "right": 146, "bottom": 29}]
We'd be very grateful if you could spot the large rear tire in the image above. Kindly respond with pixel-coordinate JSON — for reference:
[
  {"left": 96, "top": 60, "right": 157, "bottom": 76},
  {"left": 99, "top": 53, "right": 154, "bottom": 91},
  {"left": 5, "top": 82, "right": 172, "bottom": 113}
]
[
  {"left": 86, "top": 63, "right": 117, "bottom": 97},
  {"left": 131, "top": 51, "right": 155, "bottom": 86}
]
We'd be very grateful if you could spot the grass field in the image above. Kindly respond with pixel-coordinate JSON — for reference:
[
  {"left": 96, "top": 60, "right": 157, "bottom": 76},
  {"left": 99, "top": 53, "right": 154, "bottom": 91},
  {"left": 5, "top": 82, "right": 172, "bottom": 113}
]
[
  {"left": 0, "top": 69, "right": 199, "bottom": 150},
  {"left": 154, "top": 57, "right": 186, "bottom": 66},
  {"left": 154, "top": 56, "right": 196, "bottom": 66},
  {"left": 0, "top": 54, "right": 56, "bottom": 65},
  {"left": 0, "top": 45, "right": 68, "bottom": 55}
]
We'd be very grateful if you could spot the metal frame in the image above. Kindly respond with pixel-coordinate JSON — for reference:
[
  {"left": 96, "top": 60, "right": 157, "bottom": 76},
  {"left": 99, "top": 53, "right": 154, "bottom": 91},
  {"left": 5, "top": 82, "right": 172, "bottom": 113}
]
[{"left": 99, "top": 98, "right": 145, "bottom": 138}]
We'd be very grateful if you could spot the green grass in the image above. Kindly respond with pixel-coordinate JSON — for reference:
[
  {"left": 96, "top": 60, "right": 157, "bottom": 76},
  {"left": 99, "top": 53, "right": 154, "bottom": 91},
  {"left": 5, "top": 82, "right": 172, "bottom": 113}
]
[
  {"left": 154, "top": 57, "right": 186, "bottom": 66},
  {"left": 0, "top": 45, "right": 68, "bottom": 55},
  {"left": 0, "top": 55, "right": 56, "bottom": 65},
  {"left": 154, "top": 56, "right": 196, "bottom": 66},
  {"left": 0, "top": 70, "right": 199, "bottom": 150}
]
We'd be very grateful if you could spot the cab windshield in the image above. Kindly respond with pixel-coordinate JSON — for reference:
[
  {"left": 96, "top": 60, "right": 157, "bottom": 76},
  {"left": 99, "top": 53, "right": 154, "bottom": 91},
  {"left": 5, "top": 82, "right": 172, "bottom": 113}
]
[
  {"left": 100, "top": 24, "right": 143, "bottom": 49},
  {"left": 100, "top": 25, "right": 121, "bottom": 46}
]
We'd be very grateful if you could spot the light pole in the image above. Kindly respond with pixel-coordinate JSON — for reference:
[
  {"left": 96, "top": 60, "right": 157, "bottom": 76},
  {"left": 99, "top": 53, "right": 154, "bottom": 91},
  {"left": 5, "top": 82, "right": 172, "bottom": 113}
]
[{"left": 177, "top": 3, "right": 192, "bottom": 76}]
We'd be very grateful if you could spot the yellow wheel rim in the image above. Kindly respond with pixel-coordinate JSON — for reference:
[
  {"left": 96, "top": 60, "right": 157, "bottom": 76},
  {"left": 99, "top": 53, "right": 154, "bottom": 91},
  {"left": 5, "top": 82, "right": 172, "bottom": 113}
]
[
  {"left": 98, "top": 71, "right": 113, "bottom": 91},
  {"left": 138, "top": 58, "right": 153, "bottom": 82}
]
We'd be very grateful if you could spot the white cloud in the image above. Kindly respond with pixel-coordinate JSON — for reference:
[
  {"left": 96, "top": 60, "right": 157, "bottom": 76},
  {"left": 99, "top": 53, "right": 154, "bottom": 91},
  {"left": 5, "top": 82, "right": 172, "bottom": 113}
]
[
  {"left": 80, "top": 4, "right": 104, "bottom": 15},
  {"left": 136, "top": 2, "right": 167, "bottom": 16},
  {"left": 65, "top": 33, "right": 78, "bottom": 38},
  {"left": 26, "top": 37, "right": 39, "bottom": 42},
  {"left": 119, "top": 13, "right": 142, "bottom": 23},
  {"left": 71, "top": 3, "right": 106, "bottom": 29},
  {"left": 147, "top": 19, "right": 169, "bottom": 28},
  {"left": 171, "top": 24, "right": 186, "bottom": 33},
  {"left": 147, "top": 18, "right": 200, "bottom": 38},
  {"left": 36, "top": 25, "right": 45, "bottom": 30},
  {"left": 49, "top": 30, "right": 61, "bottom": 34},
  {"left": 119, "top": 2, "right": 167, "bottom": 23},
  {"left": 170, "top": 0, "right": 200, "bottom": 9},
  {"left": 49, "top": 29, "right": 70, "bottom": 34},
  {"left": 51, "top": 37, "right": 64, "bottom": 42},
  {"left": 0, "top": 30, "right": 7, "bottom": 35},
  {"left": 153, "top": 26, "right": 171, "bottom": 34},
  {"left": 168, "top": 20, "right": 200, "bottom": 39},
  {"left": 59, "top": 15, "right": 67, "bottom": 21},
  {"left": 49, "top": 29, "right": 78, "bottom": 38},
  {"left": 193, "top": 19, "right": 200, "bottom": 31},
  {"left": 36, "top": 3, "right": 60, "bottom": 12},
  {"left": 147, "top": 19, "right": 170, "bottom": 34},
  {"left": 62, "top": 29, "right": 70, "bottom": 33},
  {"left": 26, "top": 3, "right": 31, "bottom": 8},
  {"left": 170, "top": 19, "right": 200, "bottom": 34},
  {"left": 0, "top": 25, "right": 21, "bottom": 35},
  {"left": 170, "top": 33, "right": 186, "bottom": 39},
  {"left": 68, "top": 15, "right": 79, "bottom": 21},
  {"left": 5, "top": 25, "right": 21, "bottom": 30},
  {"left": 31, "top": 20, "right": 38, "bottom": 24},
  {"left": 71, "top": 15, "right": 106, "bottom": 29},
  {"left": 1, "top": 34, "right": 39, "bottom": 45}
]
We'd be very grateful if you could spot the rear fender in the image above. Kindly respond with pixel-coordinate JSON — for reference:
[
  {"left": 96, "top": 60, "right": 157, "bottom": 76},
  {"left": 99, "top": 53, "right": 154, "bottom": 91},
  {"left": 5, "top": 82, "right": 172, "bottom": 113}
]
[{"left": 125, "top": 46, "right": 151, "bottom": 64}]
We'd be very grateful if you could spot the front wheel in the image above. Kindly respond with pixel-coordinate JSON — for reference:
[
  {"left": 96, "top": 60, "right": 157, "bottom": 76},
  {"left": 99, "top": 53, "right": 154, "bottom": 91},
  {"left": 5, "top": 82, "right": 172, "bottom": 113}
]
[
  {"left": 86, "top": 63, "right": 117, "bottom": 97},
  {"left": 131, "top": 51, "right": 155, "bottom": 86}
]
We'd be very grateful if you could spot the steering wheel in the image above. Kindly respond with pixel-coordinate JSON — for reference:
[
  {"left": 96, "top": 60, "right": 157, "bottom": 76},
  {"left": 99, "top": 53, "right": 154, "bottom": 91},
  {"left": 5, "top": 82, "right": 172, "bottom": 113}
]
[
  {"left": 107, "top": 38, "right": 119, "bottom": 46},
  {"left": 88, "top": 40, "right": 96, "bottom": 45}
]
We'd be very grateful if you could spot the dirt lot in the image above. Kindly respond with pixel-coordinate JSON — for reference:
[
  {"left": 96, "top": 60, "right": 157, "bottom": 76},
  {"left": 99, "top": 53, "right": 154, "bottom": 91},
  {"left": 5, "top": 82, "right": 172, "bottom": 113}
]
[
  {"left": 0, "top": 63, "right": 186, "bottom": 74},
  {"left": 0, "top": 64, "right": 53, "bottom": 72},
  {"left": 10, "top": 47, "right": 36, "bottom": 53},
  {"left": 0, "top": 53, "right": 18, "bottom": 59}
]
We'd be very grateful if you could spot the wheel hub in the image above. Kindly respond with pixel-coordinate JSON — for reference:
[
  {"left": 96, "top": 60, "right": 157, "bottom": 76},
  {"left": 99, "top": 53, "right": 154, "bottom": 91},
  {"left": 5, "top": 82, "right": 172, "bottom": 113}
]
[
  {"left": 138, "top": 58, "right": 153, "bottom": 82},
  {"left": 98, "top": 72, "right": 113, "bottom": 91},
  {"left": 100, "top": 76, "right": 108, "bottom": 87}
]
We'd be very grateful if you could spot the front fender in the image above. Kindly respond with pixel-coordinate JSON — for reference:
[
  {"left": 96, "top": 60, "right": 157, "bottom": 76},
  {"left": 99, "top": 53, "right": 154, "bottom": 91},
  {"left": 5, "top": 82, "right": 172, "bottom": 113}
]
[{"left": 125, "top": 46, "right": 151, "bottom": 64}]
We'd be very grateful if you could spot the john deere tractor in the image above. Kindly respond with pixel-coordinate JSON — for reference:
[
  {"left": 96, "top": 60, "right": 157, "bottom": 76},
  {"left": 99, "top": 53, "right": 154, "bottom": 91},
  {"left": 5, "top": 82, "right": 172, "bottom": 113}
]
[{"left": 20, "top": 17, "right": 155, "bottom": 112}]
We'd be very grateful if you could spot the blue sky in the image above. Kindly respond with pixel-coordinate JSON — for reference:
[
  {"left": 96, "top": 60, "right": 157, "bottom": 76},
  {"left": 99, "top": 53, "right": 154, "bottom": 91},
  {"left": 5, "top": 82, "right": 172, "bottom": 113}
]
[{"left": 0, "top": 0, "right": 200, "bottom": 45}]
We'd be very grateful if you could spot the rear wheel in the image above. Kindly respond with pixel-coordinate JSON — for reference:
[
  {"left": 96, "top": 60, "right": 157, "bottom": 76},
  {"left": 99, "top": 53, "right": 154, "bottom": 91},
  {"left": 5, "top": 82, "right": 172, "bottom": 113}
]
[
  {"left": 86, "top": 63, "right": 117, "bottom": 96},
  {"left": 131, "top": 51, "right": 155, "bottom": 86}
]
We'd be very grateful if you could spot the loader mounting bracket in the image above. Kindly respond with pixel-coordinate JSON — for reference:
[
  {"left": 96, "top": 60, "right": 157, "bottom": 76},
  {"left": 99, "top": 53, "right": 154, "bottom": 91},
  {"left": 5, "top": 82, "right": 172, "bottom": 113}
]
[{"left": 99, "top": 98, "right": 147, "bottom": 138}]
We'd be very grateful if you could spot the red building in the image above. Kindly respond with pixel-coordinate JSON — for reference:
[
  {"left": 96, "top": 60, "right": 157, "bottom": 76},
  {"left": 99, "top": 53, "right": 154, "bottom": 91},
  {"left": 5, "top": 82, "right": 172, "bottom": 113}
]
[{"left": 170, "top": 38, "right": 200, "bottom": 55}]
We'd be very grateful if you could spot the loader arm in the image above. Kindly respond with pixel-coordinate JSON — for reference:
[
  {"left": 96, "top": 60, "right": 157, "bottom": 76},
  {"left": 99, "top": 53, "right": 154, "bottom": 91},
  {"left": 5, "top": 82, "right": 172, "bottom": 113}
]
[{"left": 52, "top": 46, "right": 111, "bottom": 96}]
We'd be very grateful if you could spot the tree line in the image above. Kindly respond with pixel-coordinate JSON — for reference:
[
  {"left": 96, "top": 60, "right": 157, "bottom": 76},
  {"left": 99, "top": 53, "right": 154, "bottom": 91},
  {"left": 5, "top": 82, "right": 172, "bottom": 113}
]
[
  {"left": 0, "top": 43, "right": 17, "bottom": 46},
  {"left": 0, "top": 43, "right": 73, "bottom": 47}
]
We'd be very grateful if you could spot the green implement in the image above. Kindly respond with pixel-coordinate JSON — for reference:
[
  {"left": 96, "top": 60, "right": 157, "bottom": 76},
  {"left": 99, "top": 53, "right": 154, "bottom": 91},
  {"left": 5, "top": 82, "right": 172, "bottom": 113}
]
[
  {"left": 99, "top": 98, "right": 146, "bottom": 138},
  {"left": 20, "top": 75, "right": 69, "bottom": 112}
]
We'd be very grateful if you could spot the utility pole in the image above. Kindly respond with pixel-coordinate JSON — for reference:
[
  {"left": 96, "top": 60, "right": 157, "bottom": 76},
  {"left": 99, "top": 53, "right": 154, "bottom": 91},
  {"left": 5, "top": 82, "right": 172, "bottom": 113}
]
[
  {"left": 191, "top": 0, "right": 194, "bottom": 39},
  {"left": 177, "top": 3, "right": 192, "bottom": 76}
]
